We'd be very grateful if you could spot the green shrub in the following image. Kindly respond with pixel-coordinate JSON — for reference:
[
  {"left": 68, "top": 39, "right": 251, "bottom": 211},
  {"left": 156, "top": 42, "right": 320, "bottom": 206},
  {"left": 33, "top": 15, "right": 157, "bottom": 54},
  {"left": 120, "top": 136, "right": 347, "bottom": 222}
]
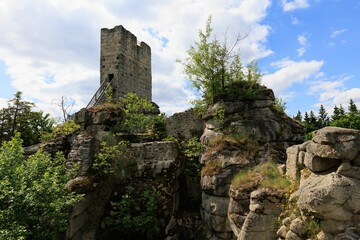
[
  {"left": 113, "top": 93, "right": 166, "bottom": 139},
  {"left": 104, "top": 186, "right": 159, "bottom": 240},
  {"left": 92, "top": 139, "right": 133, "bottom": 179},
  {"left": 201, "top": 160, "right": 222, "bottom": 176},
  {"left": 204, "top": 134, "right": 259, "bottom": 162},
  {"left": 40, "top": 120, "right": 80, "bottom": 142},
  {"left": 184, "top": 137, "right": 202, "bottom": 176},
  {"left": 231, "top": 161, "right": 290, "bottom": 191},
  {"left": 0, "top": 133, "right": 82, "bottom": 239}
]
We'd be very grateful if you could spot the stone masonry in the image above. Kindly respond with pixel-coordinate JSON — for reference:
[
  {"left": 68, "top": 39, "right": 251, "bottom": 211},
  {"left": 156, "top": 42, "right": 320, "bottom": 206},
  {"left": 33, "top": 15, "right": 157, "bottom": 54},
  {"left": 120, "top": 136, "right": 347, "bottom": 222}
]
[{"left": 100, "top": 25, "right": 152, "bottom": 101}]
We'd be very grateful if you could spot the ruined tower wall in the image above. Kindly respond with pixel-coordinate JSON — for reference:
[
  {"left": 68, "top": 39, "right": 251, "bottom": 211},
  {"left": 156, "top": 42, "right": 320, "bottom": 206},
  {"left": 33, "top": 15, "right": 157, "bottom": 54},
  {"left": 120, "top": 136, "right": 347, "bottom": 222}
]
[{"left": 100, "top": 25, "right": 152, "bottom": 101}]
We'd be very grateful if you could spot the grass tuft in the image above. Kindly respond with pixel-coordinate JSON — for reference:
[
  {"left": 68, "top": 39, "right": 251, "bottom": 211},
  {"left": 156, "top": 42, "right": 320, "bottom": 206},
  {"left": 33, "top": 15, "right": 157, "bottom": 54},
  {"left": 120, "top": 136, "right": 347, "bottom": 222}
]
[{"left": 231, "top": 161, "right": 290, "bottom": 192}]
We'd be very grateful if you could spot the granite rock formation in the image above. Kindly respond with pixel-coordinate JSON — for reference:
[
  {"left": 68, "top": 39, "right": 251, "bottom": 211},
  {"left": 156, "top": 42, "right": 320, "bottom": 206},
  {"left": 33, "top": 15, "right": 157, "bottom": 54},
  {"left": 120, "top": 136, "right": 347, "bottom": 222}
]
[
  {"left": 199, "top": 86, "right": 305, "bottom": 239},
  {"left": 279, "top": 127, "right": 360, "bottom": 239}
]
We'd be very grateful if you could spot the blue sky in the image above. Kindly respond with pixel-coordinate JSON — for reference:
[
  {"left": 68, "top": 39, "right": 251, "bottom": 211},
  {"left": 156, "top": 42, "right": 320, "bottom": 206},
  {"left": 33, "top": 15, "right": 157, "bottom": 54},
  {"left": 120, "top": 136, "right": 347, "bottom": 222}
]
[{"left": 0, "top": 0, "right": 359, "bottom": 119}]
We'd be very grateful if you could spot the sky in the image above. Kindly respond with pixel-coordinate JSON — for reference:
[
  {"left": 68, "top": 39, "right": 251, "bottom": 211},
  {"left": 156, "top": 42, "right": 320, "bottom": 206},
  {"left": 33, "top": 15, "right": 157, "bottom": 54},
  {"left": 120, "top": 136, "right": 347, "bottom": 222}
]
[{"left": 0, "top": 0, "right": 359, "bottom": 120}]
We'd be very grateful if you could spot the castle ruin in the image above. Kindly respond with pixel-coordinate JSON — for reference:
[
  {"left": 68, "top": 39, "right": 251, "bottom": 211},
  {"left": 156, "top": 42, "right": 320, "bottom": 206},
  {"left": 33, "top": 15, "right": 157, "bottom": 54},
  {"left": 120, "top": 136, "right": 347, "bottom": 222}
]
[{"left": 87, "top": 25, "right": 152, "bottom": 108}]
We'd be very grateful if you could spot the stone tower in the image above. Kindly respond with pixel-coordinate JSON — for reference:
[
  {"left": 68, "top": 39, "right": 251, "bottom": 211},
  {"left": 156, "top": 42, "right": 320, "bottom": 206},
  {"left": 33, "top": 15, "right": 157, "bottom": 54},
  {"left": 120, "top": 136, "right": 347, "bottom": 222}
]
[{"left": 100, "top": 25, "right": 152, "bottom": 101}]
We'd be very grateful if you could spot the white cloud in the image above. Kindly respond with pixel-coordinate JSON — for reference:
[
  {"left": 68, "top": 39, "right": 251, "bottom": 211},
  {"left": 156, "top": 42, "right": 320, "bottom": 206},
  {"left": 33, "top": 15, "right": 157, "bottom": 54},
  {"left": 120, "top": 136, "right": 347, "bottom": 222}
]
[
  {"left": 291, "top": 16, "right": 302, "bottom": 25},
  {"left": 281, "top": 0, "right": 310, "bottom": 12},
  {"left": 298, "top": 35, "right": 307, "bottom": 45},
  {"left": 296, "top": 34, "right": 308, "bottom": 56},
  {"left": 330, "top": 28, "right": 348, "bottom": 38},
  {"left": 307, "top": 74, "right": 360, "bottom": 109},
  {"left": 0, "top": 0, "right": 274, "bottom": 117},
  {"left": 262, "top": 58, "right": 324, "bottom": 94},
  {"left": 228, "top": 0, "right": 271, "bottom": 22},
  {"left": 297, "top": 47, "right": 306, "bottom": 57},
  {"left": 0, "top": 98, "right": 8, "bottom": 109}
]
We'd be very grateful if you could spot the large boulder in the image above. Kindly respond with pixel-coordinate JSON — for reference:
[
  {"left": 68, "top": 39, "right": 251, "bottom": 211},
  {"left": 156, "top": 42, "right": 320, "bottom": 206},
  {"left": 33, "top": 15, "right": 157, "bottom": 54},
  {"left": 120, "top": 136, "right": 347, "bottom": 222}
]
[
  {"left": 307, "top": 127, "right": 360, "bottom": 161},
  {"left": 298, "top": 173, "right": 360, "bottom": 234},
  {"left": 237, "top": 188, "right": 284, "bottom": 240}
]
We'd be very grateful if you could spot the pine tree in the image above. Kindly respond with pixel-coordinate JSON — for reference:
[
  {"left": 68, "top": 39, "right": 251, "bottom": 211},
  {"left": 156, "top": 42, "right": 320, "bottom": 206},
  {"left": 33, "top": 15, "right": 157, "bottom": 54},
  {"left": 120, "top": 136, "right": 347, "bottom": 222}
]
[
  {"left": 348, "top": 99, "right": 358, "bottom": 114},
  {"left": 293, "top": 110, "right": 302, "bottom": 122},
  {"left": 318, "top": 104, "right": 330, "bottom": 128},
  {"left": 339, "top": 104, "right": 345, "bottom": 115},
  {"left": 0, "top": 91, "right": 54, "bottom": 146},
  {"left": 332, "top": 105, "right": 341, "bottom": 121},
  {"left": 304, "top": 111, "right": 309, "bottom": 123},
  {"left": 309, "top": 111, "right": 317, "bottom": 126}
]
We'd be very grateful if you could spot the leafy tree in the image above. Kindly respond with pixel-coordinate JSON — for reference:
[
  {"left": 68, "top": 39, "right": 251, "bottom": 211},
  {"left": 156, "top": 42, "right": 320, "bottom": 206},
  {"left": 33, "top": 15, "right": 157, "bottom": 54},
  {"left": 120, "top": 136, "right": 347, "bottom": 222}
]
[
  {"left": 178, "top": 16, "right": 261, "bottom": 109},
  {"left": 0, "top": 91, "right": 54, "bottom": 146},
  {"left": 0, "top": 134, "right": 81, "bottom": 239},
  {"left": 331, "top": 112, "right": 360, "bottom": 130},
  {"left": 40, "top": 120, "right": 80, "bottom": 142},
  {"left": 115, "top": 93, "right": 166, "bottom": 138},
  {"left": 103, "top": 186, "right": 159, "bottom": 240}
]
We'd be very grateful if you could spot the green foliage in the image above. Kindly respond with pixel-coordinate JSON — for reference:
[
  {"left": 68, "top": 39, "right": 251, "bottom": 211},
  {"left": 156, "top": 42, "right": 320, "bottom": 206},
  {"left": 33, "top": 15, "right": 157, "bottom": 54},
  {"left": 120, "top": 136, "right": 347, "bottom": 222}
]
[
  {"left": 331, "top": 112, "right": 360, "bottom": 130},
  {"left": 201, "top": 159, "right": 222, "bottom": 177},
  {"left": 104, "top": 82, "right": 114, "bottom": 103},
  {"left": 92, "top": 138, "right": 133, "bottom": 179},
  {"left": 204, "top": 134, "right": 259, "bottom": 163},
  {"left": 0, "top": 91, "right": 54, "bottom": 146},
  {"left": 273, "top": 98, "right": 287, "bottom": 115},
  {"left": 114, "top": 93, "right": 166, "bottom": 139},
  {"left": 317, "top": 104, "right": 330, "bottom": 128},
  {"left": 183, "top": 137, "right": 202, "bottom": 176},
  {"left": 299, "top": 99, "right": 360, "bottom": 139},
  {"left": 213, "top": 106, "right": 226, "bottom": 130},
  {"left": 293, "top": 110, "right": 302, "bottom": 122},
  {"left": 163, "top": 135, "right": 202, "bottom": 177},
  {"left": 104, "top": 186, "right": 159, "bottom": 240},
  {"left": 231, "top": 161, "right": 290, "bottom": 191},
  {"left": 178, "top": 16, "right": 261, "bottom": 109},
  {"left": 0, "top": 133, "right": 81, "bottom": 239},
  {"left": 280, "top": 194, "right": 322, "bottom": 239},
  {"left": 348, "top": 99, "right": 358, "bottom": 114},
  {"left": 40, "top": 120, "right": 80, "bottom": 142}
]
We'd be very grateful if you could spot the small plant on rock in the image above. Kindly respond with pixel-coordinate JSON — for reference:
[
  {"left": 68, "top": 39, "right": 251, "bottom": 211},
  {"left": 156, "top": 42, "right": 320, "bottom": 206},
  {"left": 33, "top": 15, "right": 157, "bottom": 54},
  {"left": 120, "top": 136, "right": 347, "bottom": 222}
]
[
  {"left": 201, "top": 159, "right": 222, "bottom": 176},
  {"left": 40, "top": 120, "right": 80, "bottom": 142},
  {"left": 92, "top": 138, "right": 133, "bottom": 179},
  {"left": 231, "top": 161, "right": 290, "bottom": 191}
]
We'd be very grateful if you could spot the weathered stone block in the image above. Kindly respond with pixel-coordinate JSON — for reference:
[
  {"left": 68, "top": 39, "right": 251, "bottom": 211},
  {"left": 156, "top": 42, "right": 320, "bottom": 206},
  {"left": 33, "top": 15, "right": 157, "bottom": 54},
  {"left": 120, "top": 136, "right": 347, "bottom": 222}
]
[{"left": 304, "top": 151, "right": 340, "bottom": 173}]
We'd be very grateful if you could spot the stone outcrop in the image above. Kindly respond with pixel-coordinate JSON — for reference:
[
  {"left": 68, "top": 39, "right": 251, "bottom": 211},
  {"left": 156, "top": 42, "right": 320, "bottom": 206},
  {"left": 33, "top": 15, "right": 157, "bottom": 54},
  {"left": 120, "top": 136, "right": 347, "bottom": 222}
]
[
  {"left": 280, "top": 127, "right": 360, "bottom": 239},
  {"left": 229, "top": 188, "right": 284, "bottom": 240},
  {"left": 55, "top": 106, "right": 183, "bottom": 240},
  {"left": 199, "top": 86, "right": 305, "bottom": 239}
]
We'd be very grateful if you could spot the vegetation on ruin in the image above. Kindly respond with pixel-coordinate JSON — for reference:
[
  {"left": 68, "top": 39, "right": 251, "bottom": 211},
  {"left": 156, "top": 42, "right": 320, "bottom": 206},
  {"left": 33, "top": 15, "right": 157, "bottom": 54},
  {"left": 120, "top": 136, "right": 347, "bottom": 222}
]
[
  {"left": 201, "top": 159, "right": 222, "bottom": 177},
  {"left": 231, "top": 161, "right": 290, "bottom": 191},
  {"left": 0, "top": 133, "right": 82, "bottom": 239},
  {"left": 203, "top": 134, "right": 259, "bottom": 162},
  {"left": 94, "top": 92, "right": 167, "bottom": 139},
  {"left": 92, "top": 136, "right": 134, "bottom": 179},
  {"left": 102, "top": 185, "right": 159, "bottom": 240},
  {"left": 40, "top": 120, "right": 80, "bottom": 142},
  {"left": 178, "top": 16, "right": 262, "bottom": 113}
]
